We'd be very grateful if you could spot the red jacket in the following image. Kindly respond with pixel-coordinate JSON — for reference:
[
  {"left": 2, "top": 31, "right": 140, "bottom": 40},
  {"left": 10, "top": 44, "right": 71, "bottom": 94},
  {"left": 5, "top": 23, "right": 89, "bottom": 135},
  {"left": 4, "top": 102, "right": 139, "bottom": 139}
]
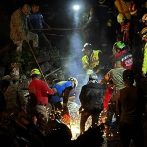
[
  {"left": 103, "top": 85, "right": 114, "bottom": 110},
  {"left": 28, "top": 79, "right": 55, "bottom": 105},
  {"left": 114, "top": 50, "right": 133, "bottom": 69}
]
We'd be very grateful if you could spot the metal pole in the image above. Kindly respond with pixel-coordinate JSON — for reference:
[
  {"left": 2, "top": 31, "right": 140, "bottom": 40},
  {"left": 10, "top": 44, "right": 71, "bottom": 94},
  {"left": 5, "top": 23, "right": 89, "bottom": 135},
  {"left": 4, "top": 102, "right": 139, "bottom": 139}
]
[
  {"left": 34, "top": 28, "right": 82, "bottom": 31},
  {"left": 45, "top": 67, "right": 61, "bottom": 78}
]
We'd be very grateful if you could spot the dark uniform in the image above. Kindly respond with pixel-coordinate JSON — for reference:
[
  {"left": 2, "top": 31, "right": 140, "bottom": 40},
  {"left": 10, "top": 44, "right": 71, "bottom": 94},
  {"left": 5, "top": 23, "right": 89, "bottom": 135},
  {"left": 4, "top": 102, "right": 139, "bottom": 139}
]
[
  {"left": 96, "top": 0, "right": 114, "bottom": 49},
  {"left": 79, "top": 81, "right": 104, "bottom": 134},
  {"left": 28, "top": 12, "right": 52, "bottom": 50},
  {"left": 80, "top": 8, "right": 99, "bottom": 48}
]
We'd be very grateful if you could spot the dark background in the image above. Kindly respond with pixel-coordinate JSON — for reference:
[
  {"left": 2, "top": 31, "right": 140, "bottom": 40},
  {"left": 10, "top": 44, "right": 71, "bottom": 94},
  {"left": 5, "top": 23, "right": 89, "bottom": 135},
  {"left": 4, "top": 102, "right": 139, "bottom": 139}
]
[{"left": 0, "top": 0, "right": 145, "bottom": 49}]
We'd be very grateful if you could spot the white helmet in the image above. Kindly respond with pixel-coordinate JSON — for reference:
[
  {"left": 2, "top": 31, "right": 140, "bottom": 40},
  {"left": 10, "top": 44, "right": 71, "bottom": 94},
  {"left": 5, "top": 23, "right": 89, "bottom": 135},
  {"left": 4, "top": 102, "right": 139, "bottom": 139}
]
[{"left": 68, "top": 77, "right": 78, "bottom": 88}]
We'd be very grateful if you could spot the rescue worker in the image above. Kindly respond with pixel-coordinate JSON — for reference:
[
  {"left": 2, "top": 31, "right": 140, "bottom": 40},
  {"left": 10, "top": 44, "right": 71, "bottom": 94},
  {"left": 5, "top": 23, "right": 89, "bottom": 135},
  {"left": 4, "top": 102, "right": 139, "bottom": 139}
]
[
  {"left": 49, "top": 77, "right": 78, "bottom": 124},
  {"left": 114, "top": 0, "right": 133, "bottom": 20},
  {"left": 141, "top": 27, "right": 147, "bottom": 77},
  {"left": 80, "top": 6, "right": 99, "bottom": 47},
  {"left": 10, "top": 4, "right": 38, "bottom": 52},
  {"left": 79, "top": 74, "right": 104, "bottom": 134},
  {"left": 1, "top": 75, "right": 27, "bottom": 114},
  {"left": 96, "top": 0, "right": 115, "bottom": 50},
  {"left": 28, "top": 4, "right": 52, "bottom": 50},
  {"left": 28, "top": 68, "right": 56, "bottom": 132},
  {"left": 117, "top": 13, "right": 132, "bottom": 45},
  {"left": 82, "top": 43, "right": 102, "bottom": 75},
  {"left": 104, "top": 60, "right": 125, "bottom": 126},
  {"left": 112, "top": 41, "right": 133, "bottom": 69}
]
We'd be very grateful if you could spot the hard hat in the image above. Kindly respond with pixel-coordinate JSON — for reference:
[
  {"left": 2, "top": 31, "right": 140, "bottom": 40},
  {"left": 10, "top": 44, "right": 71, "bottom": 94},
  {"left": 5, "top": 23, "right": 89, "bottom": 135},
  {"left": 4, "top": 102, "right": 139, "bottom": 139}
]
[
  {"left": 142, "top": 14, "right": 147, "bottom": 22},
  {"left": 129, "top": 4, "right": 137, "bottom": 15},
  {"left": 22, "top": 4, "right": 31, "bottom": 13},
  {"left": 89, "top": 74, "right": 98, "bottom": 81},
  {"left": 117, "top": 13, "right": 126, "bottom": 23},
  {"left": 68, "top": 77, "right": 78, "bottom": 87},
  {"left": 30, "top": 68, "right": 41, "bottom": 76},
  {"left": 114, "top": 41, "right": 125, "bottom": 50},
  {"left": 82, "top": 43, "right": 92, "bottom": 51}
]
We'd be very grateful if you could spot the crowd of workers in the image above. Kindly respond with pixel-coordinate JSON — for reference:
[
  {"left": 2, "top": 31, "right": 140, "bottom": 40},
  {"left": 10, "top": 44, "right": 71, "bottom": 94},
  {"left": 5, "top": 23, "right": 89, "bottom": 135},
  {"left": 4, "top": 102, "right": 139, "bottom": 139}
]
[{"left": 0, "top": 0, "right": 147, "bottom": 147}]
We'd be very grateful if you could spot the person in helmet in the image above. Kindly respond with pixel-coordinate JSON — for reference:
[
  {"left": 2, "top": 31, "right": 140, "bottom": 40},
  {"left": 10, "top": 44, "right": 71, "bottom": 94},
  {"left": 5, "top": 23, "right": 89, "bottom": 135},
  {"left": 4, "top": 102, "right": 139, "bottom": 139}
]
[
  {"left": 49, "top": 77, "right": 78, "bottom": 124},
  {"left": 79, "top": 74, "right": 105, "bottom": 134},
  {"left": 141, "top": 27, "right": 147, "bottom": 77},
  {"left": 112, "top": 41, "right": 133, "bottom": 70},
  {"left": 117, "top": 13, "right": 132, "bottom": 45},
  {"left": 116, "top": 69, "right": 145, "bottom": 147},
  {"left": 82, "top": 43, "right": 102, "bottom": 75},
  {"left": 28, "top": 68, "right": 56, "bottom": 132}
]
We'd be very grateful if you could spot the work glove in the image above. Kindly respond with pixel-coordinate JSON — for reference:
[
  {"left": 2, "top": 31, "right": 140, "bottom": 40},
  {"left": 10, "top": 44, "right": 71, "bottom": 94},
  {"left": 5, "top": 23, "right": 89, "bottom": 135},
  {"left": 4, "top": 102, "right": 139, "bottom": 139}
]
[{"left": 61, "top": 106, "right": 70, "bottom": 125}]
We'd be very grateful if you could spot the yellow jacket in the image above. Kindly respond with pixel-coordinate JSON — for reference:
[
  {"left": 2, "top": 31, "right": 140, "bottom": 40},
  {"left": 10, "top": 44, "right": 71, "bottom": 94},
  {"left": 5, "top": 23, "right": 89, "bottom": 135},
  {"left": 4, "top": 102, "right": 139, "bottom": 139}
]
[
  {"left": 114, "top": 0, "right": 132, "bottom": 20},
  {"left": 82, "top": 50, "right": 102, "bottom": 70},
  {"left": 142, "top": 43, "right": 147, "bottom": 74}
]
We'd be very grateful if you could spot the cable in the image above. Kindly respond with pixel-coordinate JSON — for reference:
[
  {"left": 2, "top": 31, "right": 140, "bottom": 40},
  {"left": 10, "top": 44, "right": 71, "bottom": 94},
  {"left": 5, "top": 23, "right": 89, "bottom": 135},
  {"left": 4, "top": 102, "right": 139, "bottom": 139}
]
[{"left": 28, "top": 43, "right": 47, "bottom": 83}]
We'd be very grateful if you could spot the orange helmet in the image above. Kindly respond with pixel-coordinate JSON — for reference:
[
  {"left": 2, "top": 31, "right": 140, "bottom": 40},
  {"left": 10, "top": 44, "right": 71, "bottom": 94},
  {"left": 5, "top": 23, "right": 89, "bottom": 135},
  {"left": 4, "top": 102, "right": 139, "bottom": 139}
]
[{"left": 129, "top": 4, "right": 137, "bottom": 15}]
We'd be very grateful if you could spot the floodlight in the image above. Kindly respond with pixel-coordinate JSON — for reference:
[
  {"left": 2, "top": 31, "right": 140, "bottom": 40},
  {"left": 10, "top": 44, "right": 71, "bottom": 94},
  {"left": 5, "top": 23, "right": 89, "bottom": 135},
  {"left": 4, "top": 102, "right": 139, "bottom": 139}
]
[{"left": 73, "top": 5, "right": 80, "bottom": 10}]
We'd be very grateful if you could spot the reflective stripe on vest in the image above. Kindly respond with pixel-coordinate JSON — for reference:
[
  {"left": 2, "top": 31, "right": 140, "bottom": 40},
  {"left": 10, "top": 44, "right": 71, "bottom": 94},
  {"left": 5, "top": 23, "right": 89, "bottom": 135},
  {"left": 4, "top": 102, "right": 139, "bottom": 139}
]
[
  {"left": 82, "top": 50, "right": 101, "bottom": 69},
  {"left": 115, "top": 0, "right": 131, "bottom": 19}
]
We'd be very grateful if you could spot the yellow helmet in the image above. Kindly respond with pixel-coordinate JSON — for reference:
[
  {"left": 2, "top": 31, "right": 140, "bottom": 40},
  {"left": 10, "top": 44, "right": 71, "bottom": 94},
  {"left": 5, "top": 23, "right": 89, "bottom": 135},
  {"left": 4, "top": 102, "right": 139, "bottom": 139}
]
[
  {"left": 30, "top": 68, "right": 41, "bottom": 76},
  {"left": 117, "top": 13, "right": 126, "bottom": 23}
]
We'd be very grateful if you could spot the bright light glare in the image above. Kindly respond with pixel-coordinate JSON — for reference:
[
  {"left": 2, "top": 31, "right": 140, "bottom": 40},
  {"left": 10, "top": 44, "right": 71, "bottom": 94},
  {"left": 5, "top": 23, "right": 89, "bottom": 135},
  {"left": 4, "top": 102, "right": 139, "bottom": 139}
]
[{"left": 73, "top": 5, "right": 80, "bottom": 10}]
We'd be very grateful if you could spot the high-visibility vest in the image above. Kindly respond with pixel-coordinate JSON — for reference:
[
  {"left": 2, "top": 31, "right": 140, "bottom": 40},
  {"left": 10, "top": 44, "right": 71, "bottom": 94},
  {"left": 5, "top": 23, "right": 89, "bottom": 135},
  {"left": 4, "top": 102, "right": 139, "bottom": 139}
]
[
  {"left": 82, "top": 50, "right": 101, "bottom": 69},
  {"left": 142, "top": 43, "right": 147, "bottom": 74},
  {"left": 114, "top": 0, "right": 132, "bottom": 20}
]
